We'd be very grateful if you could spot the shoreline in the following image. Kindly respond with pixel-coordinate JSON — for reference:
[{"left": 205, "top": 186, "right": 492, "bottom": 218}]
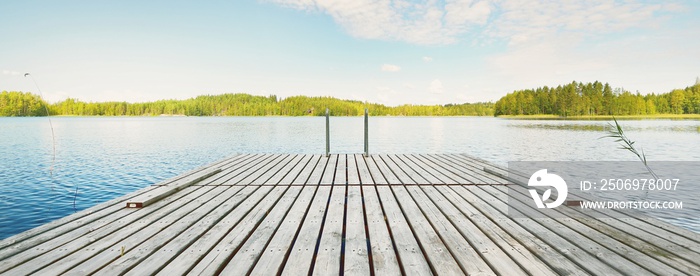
[
  {"left": 4, "top": 114, "right": 700, "bottom": 119},
  {"left": 496, "top": 114, "right": 700, "bottom": 120}
]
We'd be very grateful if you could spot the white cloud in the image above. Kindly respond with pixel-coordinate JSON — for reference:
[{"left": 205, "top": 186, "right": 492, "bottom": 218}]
[
  {"left": 381, "top": 64, "right": 401, "bottom": 72},
  {"left": 268, "top": 0, "right": 493, "bottom": 44},
  {"left": 2, "top": 70, "right": 22, "bottom": 76},
  {"left": 422, "top": 56, "right": 433, "bottom": 62},
  {"left": 488, "top": 0, "right": 681, "bottom": 46},
  {"left": 484, "top": 23, "right": 700, "bottom": 96},
  {"left": 428, "top": 79, "right": 443, "bottom": 94},
  {"left": 455, "top": 93, "right": 471, "bottom": 102},
  {"left": 270, "top": 0, "right": 680, "bottom": 46},
  {"left": 463, "top": 0, "right": 691, "bottom": 97},
  {"left": 376, "top": 86, "right": 398, "bottom": 104},
  {"left": 445, "top": 0, "right": 491, "bottom": 26},
  {"left": 43, "top": 90, "right": 71, "bottom": 104}
]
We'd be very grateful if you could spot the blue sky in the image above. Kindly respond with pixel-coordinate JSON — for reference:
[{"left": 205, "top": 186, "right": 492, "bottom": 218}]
[{"left": 1, "top": 0, "right": 699, "bottom": 106}]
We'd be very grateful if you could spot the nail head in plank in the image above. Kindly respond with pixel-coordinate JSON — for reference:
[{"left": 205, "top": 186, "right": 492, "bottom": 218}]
[{"left": 343, "top": 186, "right": 370, "bottom": 275}]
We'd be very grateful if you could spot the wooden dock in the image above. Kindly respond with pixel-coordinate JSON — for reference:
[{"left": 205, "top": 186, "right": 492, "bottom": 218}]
[{"left": 1, "top": 154, "right": 699, "bottom": 275}]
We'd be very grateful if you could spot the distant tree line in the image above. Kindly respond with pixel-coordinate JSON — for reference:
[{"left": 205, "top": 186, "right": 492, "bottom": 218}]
[
  {"left": 0, "top": 91, "right": 493, "bottom": 117},
  {"left": 494, "top": 81, "right": 700, "bottom": 116},
  {"left": 0, "top": 91, "right": 51, "bottom": 116}
]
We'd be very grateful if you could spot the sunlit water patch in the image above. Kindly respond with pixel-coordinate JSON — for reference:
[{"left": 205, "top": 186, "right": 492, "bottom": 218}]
[{"left": 1, "top": 116, "right": 698, "bottom": 239}]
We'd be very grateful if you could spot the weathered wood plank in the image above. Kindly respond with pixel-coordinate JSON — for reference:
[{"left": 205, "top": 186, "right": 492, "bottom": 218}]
[
  {"left": 564, "top": 214, "right": 700, "bottom": 273},
  {"left": 405, "top": 154, "right": 466, "bottom": 185},
  {"left": 355, "top": 154, "right": 375, "bottom": 185},
  {"left": 343, "top": 186, "right": 370, "bottom": 275},
  {"left": 492, "top": 185, "right": 668, "bottom": 275},
  {"left": 433, "top": 154, "right": 506, "bottom": 184},
  {"left": 0, "top": 192, "right": 146, "bottom": 265},
  {"left": 17, "top": 186, "right": 216, "bottom": 275},
  {"left": 534, "top": 181, "right": 700, "bottom": 256},
  {"left": 472, "top": 151, "right": 700, "bottom": 252},
  {"left": 445, "top": 154, "right": 509, "bottom": 184},
  {"left": 99, "top": 186, "right": 246, "bottom": 275},
  {"left": 279, "top": 154, "right": 314, "bottom": 185},
  {"left": 320, "top": 155, "right": 338, "bottom": 185},
  {"left": 295, "top": 155, "right": 325, "bottom": 185},
  {"left": 361, "top": 186, "right": 400, "bottom": 275},
  {"left": 0, "top": 153, "right": 246, "bottom": 270},
  {"left": 420, "top": 154, "right": 481, "bottom": 184},
  {"left": 202, "top": 154, "right": 275, "bottom": 186},
  {"left": 197, "top": 154, "right": 265, "bottom": 185},
  {"left": 122, "top": 186, "right": 246, "bottom": 275},
  {"left": 224, "top": 154, "right": 288, "bottom": 185},
  {"left": 454, "top": 186, "right": 587, "bottom": 274},
  {"left": 281, "top": 186, "right": 332, "bottom": 275},
  {"left": 637, "top": 217, "right": 700, "bottom": 244},
  {"left": 312, "top": 184, "right": 346, "bottom": 275},
  {"left": 186, "top": 186, "right": 289, "bottom": 275},
  {"left": 3, "top": 153, "right": 698, "bottom": 276},
  {"left": 250, "top": 154, "right": 297, "bottom": 185},
  {"left": 125, "top": 168, "right": 221, "bottom": 208},
  {"left": 0, "top": 155, "right": 245, "bottom": 259},
  {"left": 374, "top": 186, "right": 432, "bottom": 275},
  {"left": 458, "top": 154, "right": 513, "bottom": 179},
  {"left": 347, "top": 154, "right": 361, "bottom": 185},
  {"left": 250, "top": 186, "right": 318, "bottom": 275},
  {"left": 428, "top": 185, "right": 556, "bottom": 275},
  {"left": 503, "top": 185, "right": 700, "bottom": 275},
  {"left": 435, "top": 185, "right": 582, "bottom": 275},
  {"left": 389, "top": 185, "right": 464, "bottom": 274},
  {"left": 153, "top": 185, "right": 268, "bottom": 275},
  {"left": 461, "top": 186, "right": 625, "bottom": 275},
  {"left": 364, "top": 156, "right": 388, "bottom": 185},
  {"left": 389, "top": 155, "right": 439, "bottom": 184},
  {"left": 264, "top": 154, "right": 307, "bottom": 185},
  {"left": 63, "top": 186, "right": 233, "bottom": 275},
  {"left": 154, "top": 153, "right": 247, "bottom": 186},
  {"left": 400, "top": 154, "right": 459, "bottom": 184},
  {"left": 409, "top": 186, "right": 510, "bottom": 275},
  {"left": 370, "top": 156, "right": 403, "bottom": 184},
  {"left": 219, "top": 186, "right": 304, "bottom": 275},
  {"left": 593, "top": 216, "right": 700, "bottom": 256},
  {"left": 334, "top": 154, "right": 347, "bottom": 185},
  {"left": 377, "top": 155, "right": 419, "bottom": 184}
]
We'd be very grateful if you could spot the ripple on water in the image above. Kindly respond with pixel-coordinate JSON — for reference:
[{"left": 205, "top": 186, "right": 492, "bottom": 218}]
[{"left": 0, "top": 117, "right": 698, "bottom": 239}]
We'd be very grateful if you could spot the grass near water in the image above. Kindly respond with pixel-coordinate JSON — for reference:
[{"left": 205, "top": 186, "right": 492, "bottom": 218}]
[{"left": 497, "top": 114, "right": 700, "bottom": 120}]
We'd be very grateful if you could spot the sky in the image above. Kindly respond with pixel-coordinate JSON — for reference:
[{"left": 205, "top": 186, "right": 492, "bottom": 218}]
[{"left": 1, "top": 0, "right": 699, "bottom": 106}]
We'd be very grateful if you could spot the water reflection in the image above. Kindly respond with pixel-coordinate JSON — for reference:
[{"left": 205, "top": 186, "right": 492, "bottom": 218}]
[
  {"left": 510, "top": 123, "right": 607, "bottom": 131},
  {"left": 510, "top": 122, "right": 700, "bottom": 133},
  {"left": 0, "top": 116, "right": 699, "bottom": 239}
]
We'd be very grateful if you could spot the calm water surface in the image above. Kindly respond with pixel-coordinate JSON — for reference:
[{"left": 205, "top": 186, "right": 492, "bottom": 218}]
[{"left": 1, "top": 116, "right": 699, "bottom": 239}]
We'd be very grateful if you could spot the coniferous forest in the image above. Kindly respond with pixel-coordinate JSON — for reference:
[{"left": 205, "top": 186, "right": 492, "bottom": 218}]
[
  {"left": 2, "top": 81, "right": 700, "bottom": 117},
  {"left": 494, "top": 81, "right": 700, "bottom": 116},
  {"left": 0, "top": 91, "right": 492, "bottom": 116}
]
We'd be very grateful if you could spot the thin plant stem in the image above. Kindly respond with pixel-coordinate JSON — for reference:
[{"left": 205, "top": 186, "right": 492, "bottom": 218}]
[{"left": 601, "top": 117, "right": 658, "bottom": 198}]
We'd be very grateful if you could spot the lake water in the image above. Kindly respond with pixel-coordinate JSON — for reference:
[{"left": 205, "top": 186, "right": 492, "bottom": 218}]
[{"left": 1, "top": 116, "right": 699, "bottom": 239}]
